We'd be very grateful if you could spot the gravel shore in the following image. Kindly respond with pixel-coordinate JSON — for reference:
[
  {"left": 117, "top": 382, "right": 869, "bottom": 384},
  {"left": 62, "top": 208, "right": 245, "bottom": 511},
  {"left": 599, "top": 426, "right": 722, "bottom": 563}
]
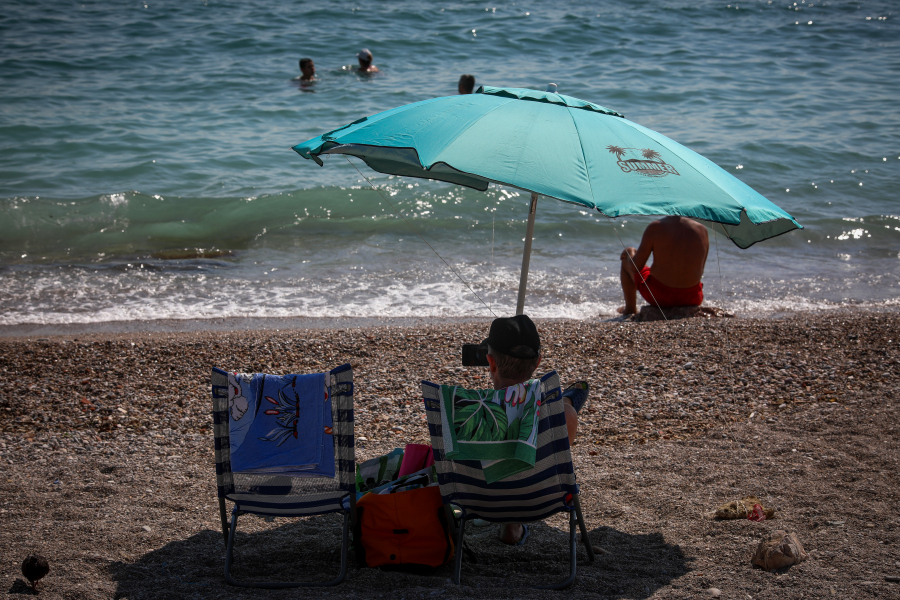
[{"left": 1, "top": 311, "right": 898, "bottom": 599}]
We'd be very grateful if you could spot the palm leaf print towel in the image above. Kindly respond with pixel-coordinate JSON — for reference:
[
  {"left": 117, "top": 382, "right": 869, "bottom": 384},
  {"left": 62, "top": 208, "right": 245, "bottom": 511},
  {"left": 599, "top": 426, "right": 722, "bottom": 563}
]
[{"left": 436, "top": 380, "right": 542, "bottom": 484}]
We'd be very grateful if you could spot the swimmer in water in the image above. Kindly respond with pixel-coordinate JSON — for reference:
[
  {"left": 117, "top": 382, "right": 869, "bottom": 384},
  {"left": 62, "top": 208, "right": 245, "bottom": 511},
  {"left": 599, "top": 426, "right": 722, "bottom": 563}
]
[
  {"left": 458, "top": 74, "right": 475, "bottom": 94},
  {"left": 297, "top": 58, "right": 316, "bottom": 82},
  {"left": 357, "top": 48, "right": 380, "bottom": 73}
]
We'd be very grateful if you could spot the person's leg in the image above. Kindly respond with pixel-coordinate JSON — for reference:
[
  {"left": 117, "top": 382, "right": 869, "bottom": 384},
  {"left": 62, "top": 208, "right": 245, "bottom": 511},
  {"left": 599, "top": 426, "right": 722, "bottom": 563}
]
[
  {"left": 500, "top": 400, "right": 576, "bottom": 545},
  {"left": 500, "top": 395, "right": 578, "bottom": 545},
  {"left": 563, "top": 402, "right": 577, "bottom": 445},
  {"left": 499, "top": 523, "right": 526, "bottom": 545},
  {"left": 618, "top": 247, "right": 638, "bottom": 315}
]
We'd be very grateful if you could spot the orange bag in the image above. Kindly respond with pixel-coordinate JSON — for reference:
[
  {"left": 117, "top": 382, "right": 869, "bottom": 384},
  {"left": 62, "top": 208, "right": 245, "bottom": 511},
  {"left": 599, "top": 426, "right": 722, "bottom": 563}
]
[{"left": 354, "top": 484, "right": 454, "bottom": 570}]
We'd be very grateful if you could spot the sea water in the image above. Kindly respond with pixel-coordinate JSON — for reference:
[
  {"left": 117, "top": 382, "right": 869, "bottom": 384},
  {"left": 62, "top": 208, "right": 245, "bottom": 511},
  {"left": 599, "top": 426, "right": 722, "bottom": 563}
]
[{"left": 1, "top": 0, "right": 898, "bottom": 329}]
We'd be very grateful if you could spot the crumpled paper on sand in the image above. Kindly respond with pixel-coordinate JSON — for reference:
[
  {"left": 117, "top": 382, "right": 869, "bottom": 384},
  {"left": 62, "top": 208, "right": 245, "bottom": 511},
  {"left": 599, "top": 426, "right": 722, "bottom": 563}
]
[
  {"left": 715, "top": 496, "right": 775, "bottom": 520},
  {"left": 751, "top": 530, "right": 808, "bottom": 571}
]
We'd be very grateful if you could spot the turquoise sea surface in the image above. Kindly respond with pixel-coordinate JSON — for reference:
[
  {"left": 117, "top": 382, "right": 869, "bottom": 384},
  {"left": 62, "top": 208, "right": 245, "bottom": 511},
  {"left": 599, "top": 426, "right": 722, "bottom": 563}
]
[{"left": 1, "top": 0, "right": 898, "bottom": 327}]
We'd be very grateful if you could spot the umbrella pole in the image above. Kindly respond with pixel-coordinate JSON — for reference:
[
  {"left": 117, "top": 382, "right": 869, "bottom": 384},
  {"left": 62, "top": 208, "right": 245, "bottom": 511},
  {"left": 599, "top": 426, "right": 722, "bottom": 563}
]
[{"left": 515, "top": 193, "right": 539, "bottom": 315}]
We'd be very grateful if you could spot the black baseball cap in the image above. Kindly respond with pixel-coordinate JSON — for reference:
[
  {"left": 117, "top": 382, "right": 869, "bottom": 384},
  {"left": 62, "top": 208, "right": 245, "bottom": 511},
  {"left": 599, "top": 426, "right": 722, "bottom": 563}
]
[{"left": 483, "top": 314, "right": 541, "bottom": 359}]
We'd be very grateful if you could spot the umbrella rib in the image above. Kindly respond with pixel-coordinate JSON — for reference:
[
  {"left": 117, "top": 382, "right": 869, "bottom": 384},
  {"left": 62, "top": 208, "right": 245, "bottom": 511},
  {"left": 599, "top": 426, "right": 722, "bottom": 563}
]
[
  {"left": 563, "top": 106, "right": 597, "bottom": 208},
  {"left": 343, "top": 156, "right": 497, "bottom": 318},
  {"left": 418, "top": 98, "right": 514, "bottom": 171}
]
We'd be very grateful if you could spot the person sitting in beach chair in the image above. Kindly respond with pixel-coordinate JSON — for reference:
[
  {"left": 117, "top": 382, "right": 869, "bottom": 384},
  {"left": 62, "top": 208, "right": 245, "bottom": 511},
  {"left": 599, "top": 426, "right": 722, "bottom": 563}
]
[
  {"left": 423, "top": 314, "right": 595, "bottom": 586},
  {"left": 618, "top": 215, "right": 709, "bottom": 315},
  {"left": 477, "top": 315, "right": 588, "bottom": 545}
]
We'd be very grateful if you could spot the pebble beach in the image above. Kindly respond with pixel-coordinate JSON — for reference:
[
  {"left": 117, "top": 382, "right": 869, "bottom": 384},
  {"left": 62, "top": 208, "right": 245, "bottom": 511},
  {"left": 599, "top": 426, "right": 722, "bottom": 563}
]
[
  {"left": 4, "top": 1, "right": 900, "bottom": 597},
  {"left": 0, "top": 310, "right": 898, "bottom": 598}
]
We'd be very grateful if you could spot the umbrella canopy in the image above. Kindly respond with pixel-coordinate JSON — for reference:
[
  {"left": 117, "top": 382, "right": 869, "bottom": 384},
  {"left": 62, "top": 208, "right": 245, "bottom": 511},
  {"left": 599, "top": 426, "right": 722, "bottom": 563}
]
[
  {"left": 293, "top": 85, "right": 801, "bottom": 250},
  {"left": 293, "top": 85, "right": 802, "bottom": 314}
]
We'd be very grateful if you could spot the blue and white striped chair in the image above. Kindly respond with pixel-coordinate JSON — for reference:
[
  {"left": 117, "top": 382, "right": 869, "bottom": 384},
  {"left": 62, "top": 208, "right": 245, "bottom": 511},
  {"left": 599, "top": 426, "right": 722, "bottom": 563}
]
[
  {"left": 422, "top": 370, "right": 595, "bottom": 589},
  {"left": 212, "top": 364, "right": 355, "bottom": 588}
]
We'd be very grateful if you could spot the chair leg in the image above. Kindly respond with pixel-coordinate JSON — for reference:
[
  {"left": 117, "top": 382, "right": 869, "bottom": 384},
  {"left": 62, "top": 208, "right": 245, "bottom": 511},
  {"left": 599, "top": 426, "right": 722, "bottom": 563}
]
[
  {"left": 337, "top": 510, "right": 350, "bottom": 582},
  {"left": 223, "top": 507, "right": 240, "bottom": 585},
  {"left": 452, "top": 515, "right": 467, "bottom": 585},
  {"left": 224, "top": 508, "right": 351, "bottom": 588},
  {"left": 573, "top": 494, "right": 595, "bottom": 563},
  {"left": 218, "top": 497, "right": 229, "bottom": 547},
  {"left": 566, "top": 509, "right": 578, "bottom": 585},
  {"left": 534, "top": 510, "right": 578, "bottom": 590},
  {"left": 443, "top": 503, "right": 459, "bottom": 538}
]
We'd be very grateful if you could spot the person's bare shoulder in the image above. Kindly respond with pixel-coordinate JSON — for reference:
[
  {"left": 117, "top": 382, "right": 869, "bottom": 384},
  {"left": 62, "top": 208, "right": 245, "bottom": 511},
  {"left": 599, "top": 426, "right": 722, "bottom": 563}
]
[
  {"left": 641, "top": 218, "right": 667, "bottom": 241},
  {"left": 684, "top": 217, "right": 709, "bottom": 241}
]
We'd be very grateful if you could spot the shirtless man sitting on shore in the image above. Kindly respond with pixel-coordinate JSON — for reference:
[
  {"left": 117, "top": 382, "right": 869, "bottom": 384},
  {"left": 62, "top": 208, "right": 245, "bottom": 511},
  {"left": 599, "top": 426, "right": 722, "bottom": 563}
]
[{"left": 618, "top": 216, "right": 709, "bottom": 315}]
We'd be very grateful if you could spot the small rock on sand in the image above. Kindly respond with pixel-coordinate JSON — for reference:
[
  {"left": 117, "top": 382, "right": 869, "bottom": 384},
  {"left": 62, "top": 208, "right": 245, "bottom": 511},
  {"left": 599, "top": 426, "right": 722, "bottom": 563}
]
[{"left": 752, "top": 530, "right": 808, "bottom": 572}]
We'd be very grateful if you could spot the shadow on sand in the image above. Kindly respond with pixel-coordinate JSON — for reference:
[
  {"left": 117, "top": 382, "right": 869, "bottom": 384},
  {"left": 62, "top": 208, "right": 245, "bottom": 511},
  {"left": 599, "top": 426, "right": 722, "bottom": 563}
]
[
  {"left": 108, "top": 516, "right": 690, "bottom": 598},
  {"left": 108, "top": 513, "right": 347, "bottom": 597},
  {"left": 7, "top": 579, "right": 39, "bottom": 595},
  {"left": 576, "top": 525, "right": 694, "bottom": 599},
  {"left": 452, "top": 523, "right": 691, "bottom": 597}
]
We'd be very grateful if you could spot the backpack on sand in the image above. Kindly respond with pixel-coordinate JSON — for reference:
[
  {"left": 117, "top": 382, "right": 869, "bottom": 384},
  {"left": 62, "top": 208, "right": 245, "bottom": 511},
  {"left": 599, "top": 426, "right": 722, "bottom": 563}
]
[{"left": 353, "top": 483, "right": 454, "bottom": 570}]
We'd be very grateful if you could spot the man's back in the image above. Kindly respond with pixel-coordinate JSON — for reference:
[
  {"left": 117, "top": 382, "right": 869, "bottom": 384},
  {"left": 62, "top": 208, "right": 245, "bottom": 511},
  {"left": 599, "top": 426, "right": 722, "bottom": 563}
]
[{"left": 643, "top": 216, "right": 709, "bottom": 288}]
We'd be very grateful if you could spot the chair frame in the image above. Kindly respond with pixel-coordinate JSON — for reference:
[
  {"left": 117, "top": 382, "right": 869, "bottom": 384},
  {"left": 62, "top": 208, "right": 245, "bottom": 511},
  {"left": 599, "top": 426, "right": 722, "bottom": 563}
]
[
  {"left": 223, "top": 507, "right": 352, "bottom": 588},
  {"left": 424, "top": 371, "right": 595, "bottom": 589},
  {"left": 450, "top": 494, "right": 593, "bottom": 589},
  {"left": 212, "top": 365, "right": 356, "bottom": 588}
]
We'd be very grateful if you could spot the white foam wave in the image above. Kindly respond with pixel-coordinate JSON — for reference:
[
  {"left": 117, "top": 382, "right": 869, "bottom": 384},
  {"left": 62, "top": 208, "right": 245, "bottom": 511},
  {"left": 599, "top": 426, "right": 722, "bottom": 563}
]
[
  {"left": 100, "top": 192, "right": 128, "bottom": 207},
  {"left": 1, "top": 274, "right": 897, "bottom": 326}
]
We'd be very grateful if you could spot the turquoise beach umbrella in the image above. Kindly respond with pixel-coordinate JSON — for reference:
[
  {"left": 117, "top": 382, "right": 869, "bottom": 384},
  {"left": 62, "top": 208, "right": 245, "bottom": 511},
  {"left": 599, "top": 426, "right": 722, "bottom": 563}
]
[{"left": 293, "top": 85, "right": 802, "bottom": 314}]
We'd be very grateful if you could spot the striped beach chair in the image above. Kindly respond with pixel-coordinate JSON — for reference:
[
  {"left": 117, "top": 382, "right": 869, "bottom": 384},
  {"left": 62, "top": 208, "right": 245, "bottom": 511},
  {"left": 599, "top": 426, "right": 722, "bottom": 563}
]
[
  {"left": 212, "top": 364, "right": 355, "bottom": 588},
  {"left": 422, "top": 370, "right": 595, "bottom": 589}
]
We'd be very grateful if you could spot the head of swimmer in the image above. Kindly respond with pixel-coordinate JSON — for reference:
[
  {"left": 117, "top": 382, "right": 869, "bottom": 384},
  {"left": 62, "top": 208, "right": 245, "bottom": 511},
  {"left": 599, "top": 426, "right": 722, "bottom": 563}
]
[
  {"left": 299, "top": 58, "right": 315, "bottom": 81},
  {"left": 357, "top": 48, "right": 375, "bottom": 72},
  {"left": 458, "top": 74, "right": 475, "bottom": 94}
]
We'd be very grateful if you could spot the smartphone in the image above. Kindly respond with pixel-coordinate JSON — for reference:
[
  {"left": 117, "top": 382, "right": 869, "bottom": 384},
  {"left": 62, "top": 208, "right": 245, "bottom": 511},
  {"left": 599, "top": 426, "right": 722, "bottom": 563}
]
[{"left": 461, "top": 343, "right": 489, "bottom": 367}]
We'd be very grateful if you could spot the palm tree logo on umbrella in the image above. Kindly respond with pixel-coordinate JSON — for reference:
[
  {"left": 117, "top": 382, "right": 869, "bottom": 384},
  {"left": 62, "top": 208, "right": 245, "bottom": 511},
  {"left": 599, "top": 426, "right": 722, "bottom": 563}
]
[{"left": 607, "top": 145, "right": 680, "bottom": 178}]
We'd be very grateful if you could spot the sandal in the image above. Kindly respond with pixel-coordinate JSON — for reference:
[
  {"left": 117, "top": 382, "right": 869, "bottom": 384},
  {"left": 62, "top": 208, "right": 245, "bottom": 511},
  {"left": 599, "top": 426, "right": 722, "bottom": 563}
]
[
  {"left": 515, "top": 524, "right": 530, "bottom": 546},
  {"left": 499, "top": 524, "right": 530, "bottom": 546},
  {"left": 561, "top": 381, "right": 589, "bottom": 413}
]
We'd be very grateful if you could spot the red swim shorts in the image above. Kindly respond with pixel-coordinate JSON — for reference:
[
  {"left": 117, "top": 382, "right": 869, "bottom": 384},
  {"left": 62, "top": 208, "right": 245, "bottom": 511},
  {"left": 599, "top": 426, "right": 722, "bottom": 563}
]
[{"left": 634, "top": 267, "right": 703, "bottom": 308}]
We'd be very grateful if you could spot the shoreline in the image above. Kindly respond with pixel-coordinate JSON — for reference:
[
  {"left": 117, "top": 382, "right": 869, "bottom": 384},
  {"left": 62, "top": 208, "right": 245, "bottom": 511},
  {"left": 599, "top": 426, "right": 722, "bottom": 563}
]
[
  {"left": 1, "top": 305, "right": 897, "bottom": 339},
  {"left": 0, "top": 315, "right": 494, "bottom": 339}
]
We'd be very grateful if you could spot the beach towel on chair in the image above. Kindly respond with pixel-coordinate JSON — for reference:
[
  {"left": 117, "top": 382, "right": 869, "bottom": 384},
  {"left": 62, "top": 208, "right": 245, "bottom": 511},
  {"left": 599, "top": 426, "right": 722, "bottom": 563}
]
[
  {"left": 355, "top": 447, "right": 405, "bottom": 493},
  {"left": 218, "top": 369, "right": 335, "bottom": 478},
  {"left": 431, "top": 379, "right": 542, "bottom": 484}
]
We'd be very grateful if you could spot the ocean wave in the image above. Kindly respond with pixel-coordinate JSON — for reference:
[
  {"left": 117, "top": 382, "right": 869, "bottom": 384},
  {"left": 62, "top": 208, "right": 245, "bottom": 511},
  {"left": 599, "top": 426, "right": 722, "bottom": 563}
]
[{"left": 4, "top": 185, "right": 900, "bottom": 264}]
